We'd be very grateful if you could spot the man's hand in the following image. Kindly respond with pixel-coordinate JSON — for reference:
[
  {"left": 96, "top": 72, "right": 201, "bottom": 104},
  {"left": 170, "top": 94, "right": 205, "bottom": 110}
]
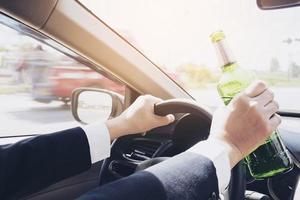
[
  {"left": 210, "top": 80, "right": 281, "bottom": 168},
  {"left": 105, "top": 95, "right": 175, "bottom": 140}
]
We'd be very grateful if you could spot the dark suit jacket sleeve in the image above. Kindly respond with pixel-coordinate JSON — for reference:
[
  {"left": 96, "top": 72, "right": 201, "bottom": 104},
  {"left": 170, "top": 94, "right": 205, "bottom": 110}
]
[
  {"left": 0, "top": 127, "right": 92, "bottom": 200},
  {"left": 78, "top": 152, "right": 220, "bottom": 200}
]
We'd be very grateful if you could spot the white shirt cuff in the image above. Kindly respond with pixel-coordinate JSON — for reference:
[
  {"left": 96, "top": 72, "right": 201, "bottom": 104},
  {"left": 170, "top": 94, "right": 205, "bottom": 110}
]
[
  {"left": 186, "top": 139, "right": 231, "bottom": 192},
  {"left": 81, "top": 122, "right": 111, "bottom": 164}
]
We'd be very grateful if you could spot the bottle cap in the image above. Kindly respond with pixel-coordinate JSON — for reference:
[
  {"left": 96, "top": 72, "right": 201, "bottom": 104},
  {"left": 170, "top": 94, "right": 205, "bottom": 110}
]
[{"left": 210, "top": 31, "right": 225, "bottom": 43}]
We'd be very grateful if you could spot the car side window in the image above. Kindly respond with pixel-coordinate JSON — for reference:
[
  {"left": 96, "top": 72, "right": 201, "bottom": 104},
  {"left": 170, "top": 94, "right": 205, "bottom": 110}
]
[{"left": 0, "top": 23, "right": 124, "bottom": 137}]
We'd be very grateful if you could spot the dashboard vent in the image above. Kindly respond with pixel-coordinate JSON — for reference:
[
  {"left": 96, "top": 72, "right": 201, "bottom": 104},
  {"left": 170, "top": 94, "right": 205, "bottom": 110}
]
[{"left": 124, "top": 140, "right": 161, "bottom": 161}]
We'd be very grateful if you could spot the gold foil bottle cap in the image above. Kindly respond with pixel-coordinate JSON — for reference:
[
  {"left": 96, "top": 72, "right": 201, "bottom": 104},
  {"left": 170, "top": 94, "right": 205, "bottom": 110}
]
[{"left": 210, "top": 31, "right": 225, "bottom": 43}]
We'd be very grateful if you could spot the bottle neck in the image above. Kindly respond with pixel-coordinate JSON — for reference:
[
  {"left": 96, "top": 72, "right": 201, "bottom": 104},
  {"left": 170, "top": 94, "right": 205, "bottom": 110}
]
[
  {"left": 213, "top": 39, "right": 237, "bottom": 71},
  {"left": 222, "top": 62, "right": 239, "bottom": 72}
]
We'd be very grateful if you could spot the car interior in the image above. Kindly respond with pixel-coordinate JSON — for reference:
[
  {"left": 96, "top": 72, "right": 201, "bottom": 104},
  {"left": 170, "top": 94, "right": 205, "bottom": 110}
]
[{"left": 0, "top": 0, "right": 300, "bottom": 200}]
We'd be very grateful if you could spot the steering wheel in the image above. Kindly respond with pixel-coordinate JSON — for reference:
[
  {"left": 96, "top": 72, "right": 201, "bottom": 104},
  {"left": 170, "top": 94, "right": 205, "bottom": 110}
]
[
  {"left": 135, "top": 99, "right": 246, "bottom": 200},
  {"left": 99, "top": 99, "right": 245, "bottom": 199}
]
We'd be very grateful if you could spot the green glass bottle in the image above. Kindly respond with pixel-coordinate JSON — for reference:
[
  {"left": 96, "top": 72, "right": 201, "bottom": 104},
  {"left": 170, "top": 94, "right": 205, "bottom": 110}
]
[{"left": 210, "top": 31, "right": 293, "bottom": 179}]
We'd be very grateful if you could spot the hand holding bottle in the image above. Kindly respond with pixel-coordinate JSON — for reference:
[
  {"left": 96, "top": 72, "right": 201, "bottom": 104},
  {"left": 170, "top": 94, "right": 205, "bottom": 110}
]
[
  {"left": 210, "top": 81, "right": 281, "bottom": 168},
  {"left": 211, "top": 30, "right": 293, "bottom": 178}
]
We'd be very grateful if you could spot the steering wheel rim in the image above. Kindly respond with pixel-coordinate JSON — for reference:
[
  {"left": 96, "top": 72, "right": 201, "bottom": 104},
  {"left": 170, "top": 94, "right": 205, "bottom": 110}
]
[{"left": 153, "top": 99, "right": 245, "bottom": 200}]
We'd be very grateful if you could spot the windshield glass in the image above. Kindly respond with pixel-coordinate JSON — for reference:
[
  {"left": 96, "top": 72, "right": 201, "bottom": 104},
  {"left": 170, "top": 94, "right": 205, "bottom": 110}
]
[{"left": 79, "top": 0, "right": 300, "bottom": 111}]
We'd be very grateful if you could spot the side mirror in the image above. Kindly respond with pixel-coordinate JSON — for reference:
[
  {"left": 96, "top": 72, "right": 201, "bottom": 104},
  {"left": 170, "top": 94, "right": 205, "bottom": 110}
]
[
  {"left": 257, "top": 0, "right": 300, "bottom": 10},
  {"left": 71, "top": 88, "right": 124, "bottom": 124}
]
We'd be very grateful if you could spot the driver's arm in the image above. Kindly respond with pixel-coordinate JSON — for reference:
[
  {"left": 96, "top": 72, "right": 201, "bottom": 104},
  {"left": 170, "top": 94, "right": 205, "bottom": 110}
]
[{"left": 0, "top": 95, "right": 174, "bottom": 200}]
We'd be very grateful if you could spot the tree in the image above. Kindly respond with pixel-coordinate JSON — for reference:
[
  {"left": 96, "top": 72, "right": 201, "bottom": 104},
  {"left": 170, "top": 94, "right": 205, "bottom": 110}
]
[
  {"left": 177, "top": 63, "right": 219, "bottom": 88},
  {"left": 288, "top": 62, "right": 300, "bottom": 78},
  {"left": 269, "top": 57, "right": 280, "bottom": 73}
]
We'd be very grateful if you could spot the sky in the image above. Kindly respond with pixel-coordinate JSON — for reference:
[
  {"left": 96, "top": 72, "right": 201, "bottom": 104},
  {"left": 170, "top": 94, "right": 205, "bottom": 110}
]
[
  {"left": 0, "top": 0, "right": 299, "bottom": 72},
  {"left": 80, "top": 0, "right": 300, "bottom": 72}
]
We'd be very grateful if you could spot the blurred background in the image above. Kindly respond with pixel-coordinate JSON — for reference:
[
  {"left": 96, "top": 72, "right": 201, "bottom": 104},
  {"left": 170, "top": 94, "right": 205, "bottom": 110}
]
[{"left": 0, "top": 0, "right": 299, "bottom": 137}]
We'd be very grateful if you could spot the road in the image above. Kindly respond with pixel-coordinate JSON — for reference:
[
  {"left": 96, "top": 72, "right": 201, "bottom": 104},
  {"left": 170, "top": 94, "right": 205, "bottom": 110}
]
[{"left": 0, "top": 93, "right": 80, "bottom": 137}]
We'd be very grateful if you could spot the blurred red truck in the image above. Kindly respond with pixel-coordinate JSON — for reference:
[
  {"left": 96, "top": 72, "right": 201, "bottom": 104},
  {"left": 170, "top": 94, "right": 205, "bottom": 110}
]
[{"left": 32, "top": 65, "right": 124, "bottom": 103}]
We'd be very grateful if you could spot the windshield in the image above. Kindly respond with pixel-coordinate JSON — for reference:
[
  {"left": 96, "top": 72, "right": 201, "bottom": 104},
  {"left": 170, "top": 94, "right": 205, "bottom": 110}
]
[{"left": 79, "top": 0, "right": 300, "bottom": 111}]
